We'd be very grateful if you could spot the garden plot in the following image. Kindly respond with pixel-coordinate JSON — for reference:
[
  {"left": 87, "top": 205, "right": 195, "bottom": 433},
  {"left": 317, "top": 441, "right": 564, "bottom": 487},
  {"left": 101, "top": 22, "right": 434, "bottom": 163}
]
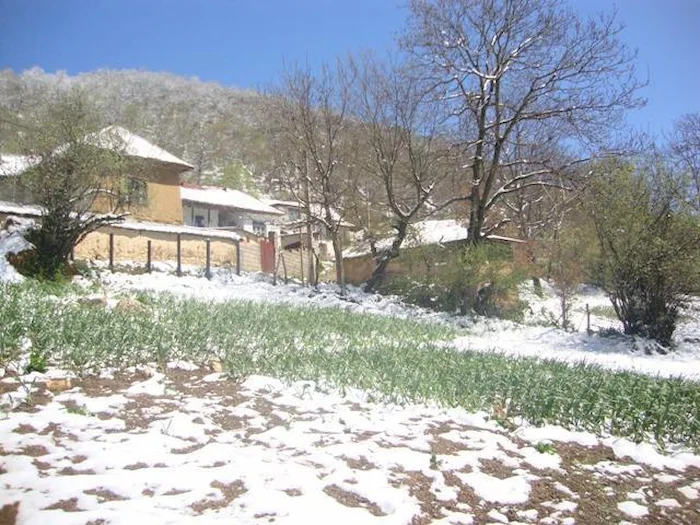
[
  {"left": 1, "top": 365, "right": 699, "bottom": 525},
  {"left": 98, "top": 266, "right": 700, "bottom": 381}
]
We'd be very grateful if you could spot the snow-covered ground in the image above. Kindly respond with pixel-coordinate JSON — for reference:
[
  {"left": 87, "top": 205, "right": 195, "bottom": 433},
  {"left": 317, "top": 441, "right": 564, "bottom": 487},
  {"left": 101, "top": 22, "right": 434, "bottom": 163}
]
[
  {"left": 0, "top": 217, "right": 34, "bottom": 284},
  {"left": 2, "top": 256, "right": 700, "bottom": 523},
  {"left": 1, "top": 365, "right": 698, "bottom": 524},
  {"left": 97, "top": 264, "right": 700, "bottom": 382}
]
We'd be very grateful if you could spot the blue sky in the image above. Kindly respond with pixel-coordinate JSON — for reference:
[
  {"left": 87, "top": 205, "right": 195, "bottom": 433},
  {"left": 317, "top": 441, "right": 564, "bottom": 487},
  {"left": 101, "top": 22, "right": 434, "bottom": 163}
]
[{"left": 0, "top": 0, "right": 698, "bottom": 137}]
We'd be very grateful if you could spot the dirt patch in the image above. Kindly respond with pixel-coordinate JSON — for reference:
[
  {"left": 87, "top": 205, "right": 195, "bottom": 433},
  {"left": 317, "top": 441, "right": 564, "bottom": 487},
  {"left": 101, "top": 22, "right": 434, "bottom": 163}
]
[
  {"left": 351, "top": 430, "right": 379, "bottom": 442},
  {"left": 441, "top": 471, "right": 485, "bottom": 520},
  {"left": 37, "top": 423, "right": 79, "bottom": 441},
  {"left": 283, "top": 488, "right": 303, "bottom": 497},
  {"left": 342, "top": 455, "right": 378, "bottom": 471},
  {"left": 393, "top": 469, "right": 449, "bottom": 524},
  {"left": 77, "top": 373, "right": 135, "bottom": 397},
  {"left": 163, "top": 488, "right": 190, "bottom": 496},
  {"left": 31, "top": 459, "right": 52, "bottom": 471},
  {"left": 84, "top": 488, "right": 127, "bottom": 502},
  {"left": 13, "top": 388, "right": 53, "bottom": 411},
  {"left": 165, "top": 369, "right": 245, "bottom": 404},
  {"left": 429, "top": 436, "right": 466, "bottom": 457},
  {"left": 57, "top": 466, "right": 97, "bottom": 476},
  {"left": 171, "top": 443, "right": 206, "bottom": 455},
  {"left": 123, "top": 462, "right": 149, "bottom": 470},
  {"left": 478, "top": 458, "right": 514, "bottom": 480},
  {"left": 0, "top": 379, "right": 20, "bottom": 395},
  {"left": 18, "top": 445, "right": 49, "bottom": 457},
  {"left": 0, "top": 501, "right": 19, "bottom": 525},
  {"left": 191, "top": 480, "right": 246, "bottom": 513},
  {"left": 120, "top": 398, "right": 180, "bottom": 431},
  {"left": 209, "top": 411, "right": 246, "bottom": 432},
  {"left": 556, "top": 442, "right": 617, "bottom": 466},
  {"left": 43, "top": 498, "right": 81, "bottom": 512},
  {"left": 12, "top": 423, "right": 37, "bottom": 434},
  {"left": 323, "top": 484, "right": 386, "bottom": 516}
]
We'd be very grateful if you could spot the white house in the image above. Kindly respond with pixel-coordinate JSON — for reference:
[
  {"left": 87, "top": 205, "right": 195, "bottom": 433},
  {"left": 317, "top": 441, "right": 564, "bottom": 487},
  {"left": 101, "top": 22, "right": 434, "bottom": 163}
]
[
  {"left": 181, "top": 184, "right": 284, "bottom": 237},
  {"left": 262, "top": 198, "right": 355, "bottom": 251}
]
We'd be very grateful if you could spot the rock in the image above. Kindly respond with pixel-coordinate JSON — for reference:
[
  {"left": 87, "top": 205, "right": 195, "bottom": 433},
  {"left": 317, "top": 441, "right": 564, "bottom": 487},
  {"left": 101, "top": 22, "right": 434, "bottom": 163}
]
[
  {"left": 136, "top": 365, "right": 156, "bottom": 379},
  {"left": 46, "top": 378, "right": 72, "bottom": 392},
  {"left": 78, "top": 295, "right": 107, "bottom": 307},
  {"left": 208, "top": 359, "right": 223, "bottom": 373}
]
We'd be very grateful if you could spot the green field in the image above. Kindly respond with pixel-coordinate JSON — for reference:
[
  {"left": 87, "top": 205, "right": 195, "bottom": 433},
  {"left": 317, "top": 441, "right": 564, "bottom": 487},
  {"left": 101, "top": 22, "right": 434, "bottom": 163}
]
[{"left": 2, "top": 281, "right": 699, "bottom": 449}]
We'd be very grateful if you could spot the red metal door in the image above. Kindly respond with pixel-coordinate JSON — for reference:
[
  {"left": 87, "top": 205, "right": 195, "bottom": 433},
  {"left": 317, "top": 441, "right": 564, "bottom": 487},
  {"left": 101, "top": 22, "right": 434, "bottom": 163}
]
[{"left": 260, "top": 239, "right": 275, "bottom": 274}]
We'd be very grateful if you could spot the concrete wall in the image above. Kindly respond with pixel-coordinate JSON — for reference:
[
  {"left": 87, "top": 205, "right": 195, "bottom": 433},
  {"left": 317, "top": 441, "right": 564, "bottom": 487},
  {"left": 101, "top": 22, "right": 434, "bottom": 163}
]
[
  {"left": 276, "top": 248, "right": 314, "bottom": 282},
  {"left": 343, "top": 239, "right": 530, "bottom": 285},
  {"left": 73, "top": 227, "right": 262, "bottom": 273}
]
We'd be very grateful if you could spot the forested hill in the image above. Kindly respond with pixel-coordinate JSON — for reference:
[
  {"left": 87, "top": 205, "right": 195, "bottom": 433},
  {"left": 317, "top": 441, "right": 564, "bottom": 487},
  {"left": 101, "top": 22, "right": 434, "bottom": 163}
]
[{"left": 0, "top": 68, "right": 273, "bottom": 190}]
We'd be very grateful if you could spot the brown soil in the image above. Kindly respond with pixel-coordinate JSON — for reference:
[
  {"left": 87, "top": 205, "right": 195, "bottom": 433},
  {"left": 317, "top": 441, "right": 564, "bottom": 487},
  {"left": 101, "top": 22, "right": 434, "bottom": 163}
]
[{"left": 323, "top": 484, "right": 387, "bottom": 516}]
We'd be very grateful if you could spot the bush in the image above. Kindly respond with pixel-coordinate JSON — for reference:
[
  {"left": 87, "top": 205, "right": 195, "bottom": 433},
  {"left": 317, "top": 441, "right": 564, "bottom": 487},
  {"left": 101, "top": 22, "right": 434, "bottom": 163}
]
[
  {"left": 379, "top": 242, "right": 526, "bottom": 320},
  {"left": 588, "top": 162, "right": 700, "bottom": 347}
]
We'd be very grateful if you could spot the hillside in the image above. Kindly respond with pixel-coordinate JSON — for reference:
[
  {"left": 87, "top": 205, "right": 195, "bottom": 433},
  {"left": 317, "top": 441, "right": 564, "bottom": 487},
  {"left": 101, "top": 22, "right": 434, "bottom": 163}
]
[{"left": 0, "top": 68, "right": 274, "bottom": 190}]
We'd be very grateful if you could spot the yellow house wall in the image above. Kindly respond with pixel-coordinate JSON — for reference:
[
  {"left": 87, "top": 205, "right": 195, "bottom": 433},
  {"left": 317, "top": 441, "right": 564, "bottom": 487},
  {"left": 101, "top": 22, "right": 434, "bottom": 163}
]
[
  {"left": 130, "top": 166, "right": 183, "bottom": 224},
  {"left": 88, "top": 164, "right": 184, "bottom": 225}
]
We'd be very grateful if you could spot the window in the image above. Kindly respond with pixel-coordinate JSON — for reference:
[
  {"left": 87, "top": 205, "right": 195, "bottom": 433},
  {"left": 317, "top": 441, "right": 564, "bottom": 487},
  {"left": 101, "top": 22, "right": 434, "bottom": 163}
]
[
  {"left": 288, "top": 208, "right": 300, "bottom": 220},
  {"left": 126, "top": 178, "right": 148, "bottom": 207},
  {"left": 253, "top": 220, "right": 266, "bottom": 236},
  {"left": 194, "top": 215, "right": 205, "bottom": 227}
]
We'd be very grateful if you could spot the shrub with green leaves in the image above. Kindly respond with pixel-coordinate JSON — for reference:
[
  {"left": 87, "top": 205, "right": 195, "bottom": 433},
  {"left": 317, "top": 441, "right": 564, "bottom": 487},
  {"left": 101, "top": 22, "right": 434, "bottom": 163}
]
[{"left": 588, "top": 162, "right": 700, "bottom": 347}]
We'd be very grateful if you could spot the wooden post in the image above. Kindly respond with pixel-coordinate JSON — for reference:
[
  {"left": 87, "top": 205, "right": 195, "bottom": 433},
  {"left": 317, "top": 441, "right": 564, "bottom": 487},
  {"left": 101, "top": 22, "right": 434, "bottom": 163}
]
[
  {"left": 235, "top": 239, "right": 241, "bottom": 276},
  {"left": 586, "top": 303, "right": 591, "bottom": 334},
  {"left": 205, "top": 239, "right": 212, "bottom": 280},
  {"left": 108, "top": 233, "right": 114, "bottom": 272},
  {"left": 146, "top": 240, "right": 152, "bottom": 273},
  {"left": 176, "top": 234, "right": 182, "bottom": 276},
  {"left": 299, "top": 228, "right": 305, "bottom": 286},
  {"left": 281, "top": 253, "right": 288, "bottom": 284}
]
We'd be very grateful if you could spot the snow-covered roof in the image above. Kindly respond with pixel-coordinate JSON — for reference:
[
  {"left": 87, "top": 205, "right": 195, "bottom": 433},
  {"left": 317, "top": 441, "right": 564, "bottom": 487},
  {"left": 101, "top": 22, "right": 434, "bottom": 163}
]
[
  {"left": 0, "top": 154, "right": 39, "bottom": 177},
  {"left": 343, "top": 219, "right": 524, "bottom": 258},
  {"left": 0, "top": 201, "right": 240, "bottom": 242},
  {"left": 0, "top": 126, "right": 193, "bottom": 176},
  {"left": 105, "top": 219, "right": 241, "bottom": 241},
  {"left": 85, "top": 126, "right": 194, "bottom": 170},
  {"left": 0, "top": 201, "right": 42, "bottom": 217},
  {"left": 262, "top": 198, "right": 355, "bottom": 228},
  {"left": 181, "top": 186, "right": 284, "bottom": 216}
]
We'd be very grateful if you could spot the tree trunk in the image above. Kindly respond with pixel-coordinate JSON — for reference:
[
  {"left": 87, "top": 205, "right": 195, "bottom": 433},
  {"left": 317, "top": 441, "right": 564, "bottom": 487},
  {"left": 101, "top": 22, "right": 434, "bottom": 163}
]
[
  {"left": 364, "top": 221, "right": 409, "bottom": 293},
  {"left": 332, "top": 234, "right": 345, "bottom": 295}
]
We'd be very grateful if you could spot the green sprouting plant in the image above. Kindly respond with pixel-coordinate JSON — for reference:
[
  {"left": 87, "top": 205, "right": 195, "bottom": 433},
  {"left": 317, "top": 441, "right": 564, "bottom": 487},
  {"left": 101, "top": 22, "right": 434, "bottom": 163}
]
[
  {"left": 24, "top": 350, "right": 48, "bottom": 374},
  {"left": 65, "top": 404, "right": 91, "bottom": 416},
  {"left": 2, "top": 281, "right": 700, "bottom": 449},
  {"left": 534, "top": 441, "right": 557, "bottom": 455}
]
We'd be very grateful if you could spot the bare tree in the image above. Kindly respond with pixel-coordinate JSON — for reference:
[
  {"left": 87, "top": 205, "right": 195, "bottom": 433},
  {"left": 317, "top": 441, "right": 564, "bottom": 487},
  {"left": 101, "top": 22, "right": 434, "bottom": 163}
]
[
  {"left": 403, "top": 0, "right": 644, "bottom": 242},
  {"left": 671, "top": 113, "right": 700, "bottom": 211},
  {"left": 267, "top": 63, "right": 358, "bottom": 293},
  {"left": 349, "top": 55, "right": 460, "bottom": 292}
]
